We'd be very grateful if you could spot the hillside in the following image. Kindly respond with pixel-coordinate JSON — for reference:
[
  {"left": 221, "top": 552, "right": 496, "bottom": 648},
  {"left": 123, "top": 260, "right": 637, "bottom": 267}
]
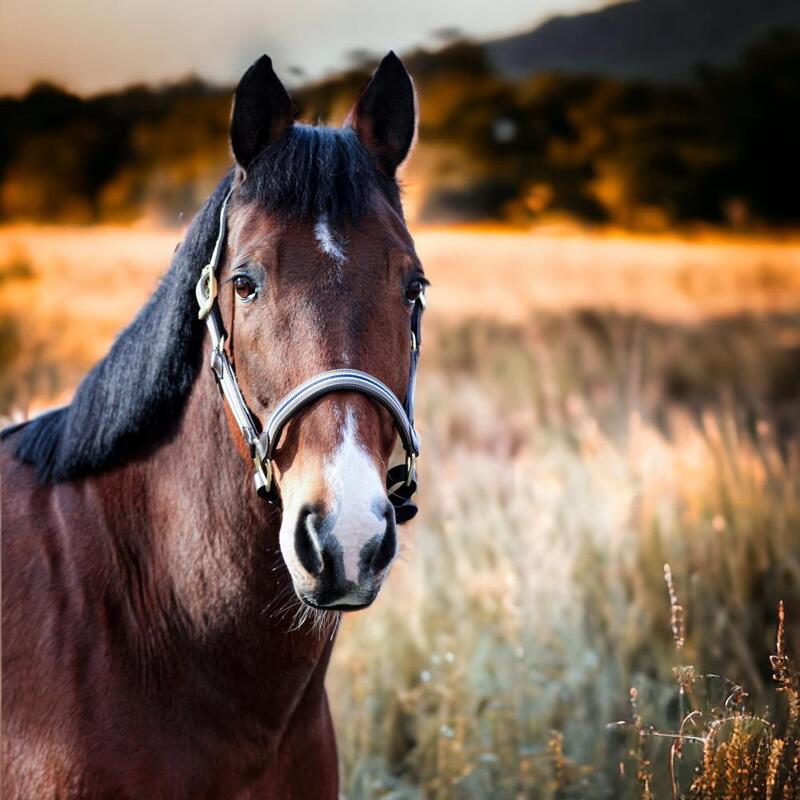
[{"left": 485, "top": 0, "right": 800, "bottom": 80}]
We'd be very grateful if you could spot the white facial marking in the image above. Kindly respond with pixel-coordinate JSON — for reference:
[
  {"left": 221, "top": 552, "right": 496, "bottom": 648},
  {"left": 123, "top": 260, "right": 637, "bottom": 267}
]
[
  {"left": 314, "top": 216, "right": 346, "bottom": 266},
  {"left": 325, "top": 409, "right": 388, "bottom": 582}
]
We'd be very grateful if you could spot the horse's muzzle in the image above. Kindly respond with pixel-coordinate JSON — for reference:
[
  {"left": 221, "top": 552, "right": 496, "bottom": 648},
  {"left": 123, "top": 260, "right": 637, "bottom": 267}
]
[{"left": 286, "top": 500, "right": 397, "bottom": 611}]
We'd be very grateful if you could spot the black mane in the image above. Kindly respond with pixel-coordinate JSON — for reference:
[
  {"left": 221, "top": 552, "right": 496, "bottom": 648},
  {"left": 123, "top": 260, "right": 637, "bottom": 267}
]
[{"left": 12, "top": 125, "right": 396, "bottom": 482}]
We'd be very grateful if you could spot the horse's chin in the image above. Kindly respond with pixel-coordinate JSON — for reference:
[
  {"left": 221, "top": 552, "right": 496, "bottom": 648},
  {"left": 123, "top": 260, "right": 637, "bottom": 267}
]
[
  {"left": 298, "top": 591, "right": 377, "bottom": 613},
  {"left": 280, "top": 542, "right": 388, "bottom": 613}
]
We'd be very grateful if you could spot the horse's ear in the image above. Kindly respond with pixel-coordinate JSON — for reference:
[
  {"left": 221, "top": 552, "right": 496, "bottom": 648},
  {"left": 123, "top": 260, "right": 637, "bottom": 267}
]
[
  {"left": 346, "top": 51, "right": 417, "bottom": 177},
  {"left": 230, "top": 55, "right": 294, "bottom": 171}
]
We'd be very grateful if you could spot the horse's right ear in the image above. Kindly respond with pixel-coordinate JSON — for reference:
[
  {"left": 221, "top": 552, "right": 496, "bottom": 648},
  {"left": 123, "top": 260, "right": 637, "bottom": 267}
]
[
  {"left": 230, "top": 55, "right": 294, "bottom": 171},
  {"left": 346, "top": 52, "right": 417, "bottom": 177}
]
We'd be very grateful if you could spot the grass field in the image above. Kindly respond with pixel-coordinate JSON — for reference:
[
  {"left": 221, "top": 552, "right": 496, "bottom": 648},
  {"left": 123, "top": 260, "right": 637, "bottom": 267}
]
[{"left": 1, "top": 224, "right": 799, "bottom": 797}]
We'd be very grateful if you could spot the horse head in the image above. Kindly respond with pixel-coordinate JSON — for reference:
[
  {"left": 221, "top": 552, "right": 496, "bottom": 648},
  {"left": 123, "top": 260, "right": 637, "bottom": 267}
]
[{"left": 214, "top": 53, "right": 426, "bottom": 611}]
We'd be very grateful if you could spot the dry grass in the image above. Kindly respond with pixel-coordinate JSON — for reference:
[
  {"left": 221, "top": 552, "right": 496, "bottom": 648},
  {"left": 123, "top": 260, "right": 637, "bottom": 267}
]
[
  {"left": 1, "top": 224, "right": 799, "bottom": 798},
  {"left": 610, "top": 593, "right": 800, "bottom": 799},
  {"left": 329, "top": 351, "right": 800, "bottom": 798}
]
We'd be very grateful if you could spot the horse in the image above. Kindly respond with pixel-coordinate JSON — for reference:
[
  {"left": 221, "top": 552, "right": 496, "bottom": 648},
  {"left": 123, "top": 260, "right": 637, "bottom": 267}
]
[{"left": 1, "top": 51, "right": 427, "bottom": 799}]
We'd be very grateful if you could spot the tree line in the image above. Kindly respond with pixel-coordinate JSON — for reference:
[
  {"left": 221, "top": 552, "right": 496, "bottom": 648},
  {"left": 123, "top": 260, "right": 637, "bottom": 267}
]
[{"left": 1, "top": 29, "right": 798, "bottom": 229}]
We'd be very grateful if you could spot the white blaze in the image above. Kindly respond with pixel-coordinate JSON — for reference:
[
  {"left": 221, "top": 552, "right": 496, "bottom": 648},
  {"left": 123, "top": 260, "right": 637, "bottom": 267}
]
[
  {"left": 314, "top": 216, "right": 346, "bottom": 265},
  {"left": 324, "top": 409, "right": 388, "bottom": 582}
]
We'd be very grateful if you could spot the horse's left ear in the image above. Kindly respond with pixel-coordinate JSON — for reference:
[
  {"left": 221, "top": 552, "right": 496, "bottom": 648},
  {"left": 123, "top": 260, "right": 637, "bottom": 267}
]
[
  {"left": 230, "top": 55, "right": 294, "bottom": 171},
  {"left": 346, "top": 52, "right": 417, "bottom": 177}
]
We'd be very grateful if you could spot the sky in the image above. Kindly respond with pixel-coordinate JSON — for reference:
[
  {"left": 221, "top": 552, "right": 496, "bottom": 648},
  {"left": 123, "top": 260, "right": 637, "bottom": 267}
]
[{"left": 0, "top": 0, "right": 607, "bottom": 96}]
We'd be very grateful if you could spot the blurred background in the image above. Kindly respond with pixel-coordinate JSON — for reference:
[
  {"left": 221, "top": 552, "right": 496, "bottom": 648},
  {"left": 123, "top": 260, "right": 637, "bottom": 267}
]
[{"left": 2, "top": 0, "right": 800, "bottom": 796}]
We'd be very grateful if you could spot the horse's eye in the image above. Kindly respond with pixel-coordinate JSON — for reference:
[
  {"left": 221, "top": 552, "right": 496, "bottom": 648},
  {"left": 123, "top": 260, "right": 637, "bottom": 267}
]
[
  {"left": 233, "top": 275, "right": 257, "bottom": 301},
  {"left": 405, "top": 280, "right": 424, "bottom": 304}
]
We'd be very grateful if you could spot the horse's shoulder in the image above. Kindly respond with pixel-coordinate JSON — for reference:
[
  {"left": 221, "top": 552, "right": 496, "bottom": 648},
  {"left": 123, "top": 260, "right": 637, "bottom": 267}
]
[{"left": 1, "top": 431, "right": 89, "bottom": 600}]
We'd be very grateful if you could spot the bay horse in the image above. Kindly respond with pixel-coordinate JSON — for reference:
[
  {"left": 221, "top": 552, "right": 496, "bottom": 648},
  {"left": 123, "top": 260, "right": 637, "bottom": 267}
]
[{"left": 1, "top": 52, "right": 426, "bottom": 799}]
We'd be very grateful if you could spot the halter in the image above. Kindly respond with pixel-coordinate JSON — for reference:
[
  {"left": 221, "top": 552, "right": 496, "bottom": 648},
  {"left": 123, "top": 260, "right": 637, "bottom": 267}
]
[{"left": 194, "top": 189, "right": 425, "bottom": 524}]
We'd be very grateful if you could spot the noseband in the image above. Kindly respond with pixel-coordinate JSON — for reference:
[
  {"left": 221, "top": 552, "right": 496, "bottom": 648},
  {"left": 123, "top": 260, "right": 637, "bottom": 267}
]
[{"left": 194, "top": 189, "right": 424, "bottom": 524}]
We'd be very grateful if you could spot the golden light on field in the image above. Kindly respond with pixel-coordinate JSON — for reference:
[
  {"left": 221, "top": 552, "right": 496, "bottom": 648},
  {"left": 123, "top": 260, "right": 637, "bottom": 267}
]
[
  {"left": 3, "top": 222, "right": 799, "bottom": 415},
  {"left": 415, "top": 227, "right": 800, "bottom": 323},
  {"left": 2, "top": 223, "right": 799, "bottom": 365}
]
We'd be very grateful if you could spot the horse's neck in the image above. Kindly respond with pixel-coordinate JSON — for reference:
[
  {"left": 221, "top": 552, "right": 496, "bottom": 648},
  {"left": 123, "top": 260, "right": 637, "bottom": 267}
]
[
  {"left": 142, "top": 362, "right": 276, "bottom": 630},
  {"left": 99, "top": 353, "right": 333, "bottom": 706}
]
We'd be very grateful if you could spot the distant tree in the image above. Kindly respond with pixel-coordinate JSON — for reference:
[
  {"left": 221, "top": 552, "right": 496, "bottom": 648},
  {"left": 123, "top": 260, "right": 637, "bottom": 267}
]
[
  {"left": 696, "top": 29, "right": 800, "bottom": 225},
  {"left": 1, "top": 28, "right": 798, "bottom": 227}
]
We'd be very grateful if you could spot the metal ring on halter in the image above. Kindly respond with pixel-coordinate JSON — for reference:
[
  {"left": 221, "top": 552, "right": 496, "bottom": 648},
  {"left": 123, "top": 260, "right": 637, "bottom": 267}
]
[{"left": 196, "top": 265, "right": 217, "bottom": 320}]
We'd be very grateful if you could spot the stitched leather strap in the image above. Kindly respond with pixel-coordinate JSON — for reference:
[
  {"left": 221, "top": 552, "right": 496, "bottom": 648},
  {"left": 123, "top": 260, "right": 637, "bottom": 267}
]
[{"left": 260, "top": 369, "right": 419, "bottom": 461}]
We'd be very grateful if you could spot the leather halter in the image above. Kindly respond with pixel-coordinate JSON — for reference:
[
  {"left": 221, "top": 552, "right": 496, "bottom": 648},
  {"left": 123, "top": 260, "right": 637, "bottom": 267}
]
[{"left": 194, "top": 189, "right": 425, "bottom": 524}]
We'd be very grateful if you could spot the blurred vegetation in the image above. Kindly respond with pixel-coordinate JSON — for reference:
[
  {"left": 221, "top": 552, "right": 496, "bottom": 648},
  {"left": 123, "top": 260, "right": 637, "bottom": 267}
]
[
  {"left": 0, "top": 79, "right": 231, "bottom": 224},
  {"left": 329, "top": 312, "right": 800, "bottom": 798},
  {"left": 432, "top": 312, "right": 800, "bottom": 438},
  {"left": 1, "top": 29, "right": 799, "bottom": 228}
]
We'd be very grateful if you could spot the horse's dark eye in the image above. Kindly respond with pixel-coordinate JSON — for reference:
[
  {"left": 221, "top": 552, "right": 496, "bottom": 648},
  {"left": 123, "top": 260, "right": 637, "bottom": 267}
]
[
  {"left": 233, "top": 275, "right": 257, "bottom": 301},
  {"left": 405, "top": 280, "right": 423, "bottom": 304}
]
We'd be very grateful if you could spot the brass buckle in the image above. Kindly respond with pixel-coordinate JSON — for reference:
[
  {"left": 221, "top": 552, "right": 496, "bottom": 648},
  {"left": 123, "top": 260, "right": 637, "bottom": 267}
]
[
  {"left": 196, "top": 264, "right": 217, "bottom": 320},
  {"left": 405, "top": 453, "right": 416, "bottom": 486},
  {"left": 254, "top": 455, "right": 272, "bottom": 492}
]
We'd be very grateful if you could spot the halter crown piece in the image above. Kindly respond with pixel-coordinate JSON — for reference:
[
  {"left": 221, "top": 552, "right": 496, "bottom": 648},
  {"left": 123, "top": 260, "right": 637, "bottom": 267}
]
[{"left": 195, "top": 188, "right": 424, "bottom": 524}]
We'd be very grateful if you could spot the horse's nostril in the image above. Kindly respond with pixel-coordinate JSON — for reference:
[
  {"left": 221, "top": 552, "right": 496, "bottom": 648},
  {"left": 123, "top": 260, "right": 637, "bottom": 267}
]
[
  {"left": 367, "top": 505, "right": 397, "bottom": 574},
  {"left": 294, "top": 505, "right": 323, "bottom": 577}
]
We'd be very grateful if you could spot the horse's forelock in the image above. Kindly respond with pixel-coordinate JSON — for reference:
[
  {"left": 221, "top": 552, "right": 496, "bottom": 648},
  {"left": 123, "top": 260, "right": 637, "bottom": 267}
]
[{"left": 238, "top": 124, "right": 401, "bottom": 226}]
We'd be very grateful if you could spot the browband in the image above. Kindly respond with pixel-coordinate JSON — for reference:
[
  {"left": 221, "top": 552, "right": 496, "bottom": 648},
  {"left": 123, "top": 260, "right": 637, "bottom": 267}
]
[{"left": 195, "top": 187, "right": 424, "bottom": 524}]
